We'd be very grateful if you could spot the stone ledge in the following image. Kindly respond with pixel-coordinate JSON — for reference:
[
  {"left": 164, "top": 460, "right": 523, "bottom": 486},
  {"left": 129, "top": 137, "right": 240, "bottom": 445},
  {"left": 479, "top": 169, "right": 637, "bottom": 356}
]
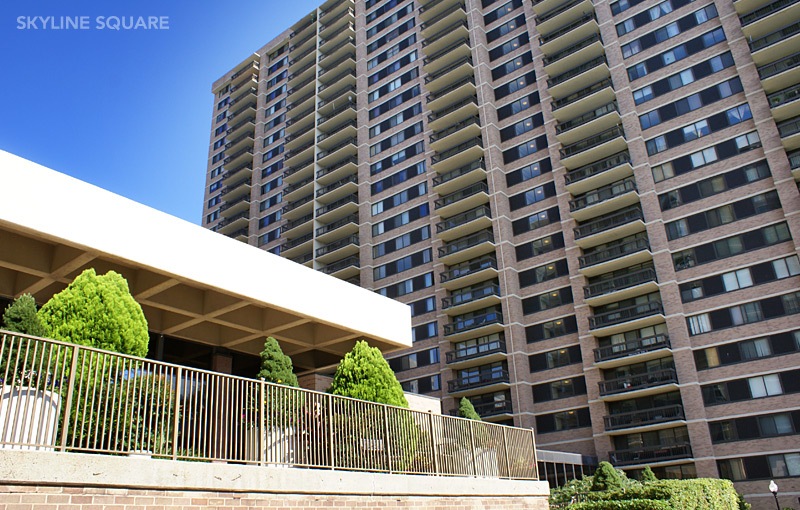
[{"left": 0, "top": 450, "right": 549, "bottom": 497}]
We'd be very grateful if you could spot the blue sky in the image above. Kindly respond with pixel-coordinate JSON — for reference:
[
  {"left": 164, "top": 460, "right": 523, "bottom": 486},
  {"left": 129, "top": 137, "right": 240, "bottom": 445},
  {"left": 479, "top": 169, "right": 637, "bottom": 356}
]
[{"left": 0, "top": 0, "right": 320, "bottom": 224}]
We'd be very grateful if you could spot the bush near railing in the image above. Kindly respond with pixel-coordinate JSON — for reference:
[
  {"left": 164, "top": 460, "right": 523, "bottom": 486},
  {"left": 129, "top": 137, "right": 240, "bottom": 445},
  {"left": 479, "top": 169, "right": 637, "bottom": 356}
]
[
  {"left": 561, "top": 479, "right": 743, "bottom": 510},
  {"left": 0, "top": 330, "right": 538, "bottom": 479}
]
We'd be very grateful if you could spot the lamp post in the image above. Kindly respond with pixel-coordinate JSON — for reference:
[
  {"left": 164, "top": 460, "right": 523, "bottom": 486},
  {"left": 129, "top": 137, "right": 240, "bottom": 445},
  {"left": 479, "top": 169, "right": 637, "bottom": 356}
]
[{"left": 769, "top": 480, "right": 780, "bottom": 510}]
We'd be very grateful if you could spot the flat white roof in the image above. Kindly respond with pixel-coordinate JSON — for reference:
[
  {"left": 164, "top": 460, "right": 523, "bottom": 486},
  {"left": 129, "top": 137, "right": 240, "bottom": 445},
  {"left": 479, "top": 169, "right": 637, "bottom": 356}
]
[{"left": 0, "top": 151, "right": 411, "bottom": 371}]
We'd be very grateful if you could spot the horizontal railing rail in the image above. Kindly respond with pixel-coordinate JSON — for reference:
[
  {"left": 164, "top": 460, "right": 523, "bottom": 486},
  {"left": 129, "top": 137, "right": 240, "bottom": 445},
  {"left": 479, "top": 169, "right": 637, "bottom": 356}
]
[
  {"left": 604, "top": 404, "right": 684, "bottom": 431},
  {"left": 0, "top": 331, "right": 539, "bottom": 479}
]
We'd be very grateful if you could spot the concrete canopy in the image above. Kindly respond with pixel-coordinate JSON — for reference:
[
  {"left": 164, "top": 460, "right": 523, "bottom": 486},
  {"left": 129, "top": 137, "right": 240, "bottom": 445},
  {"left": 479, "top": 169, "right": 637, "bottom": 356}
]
[{"left": 0, "top": 151, "right": 412, "bottom": 372}]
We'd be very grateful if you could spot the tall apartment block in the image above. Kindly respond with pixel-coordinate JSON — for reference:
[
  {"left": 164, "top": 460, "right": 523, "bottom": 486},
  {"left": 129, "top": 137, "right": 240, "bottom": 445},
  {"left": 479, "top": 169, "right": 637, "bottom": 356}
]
[{"left": 202, "top": 0, "right": 800, "bottom": 503}]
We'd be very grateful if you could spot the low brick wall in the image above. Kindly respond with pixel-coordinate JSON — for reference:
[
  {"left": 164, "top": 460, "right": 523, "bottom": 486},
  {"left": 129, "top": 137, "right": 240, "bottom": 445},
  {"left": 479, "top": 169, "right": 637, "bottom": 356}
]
[{"left": 0, "top": 451, "right": 550, "bottom": 510}]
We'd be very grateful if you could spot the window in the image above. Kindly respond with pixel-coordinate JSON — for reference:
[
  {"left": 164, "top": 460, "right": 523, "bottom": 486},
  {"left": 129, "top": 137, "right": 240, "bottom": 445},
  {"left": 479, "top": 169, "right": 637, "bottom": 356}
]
[
  {"left": 372, "top": 203, "right": 429, "bottom": 236},
  {"left": 258, "top": 228, "right": 280, "bottom": 246},
  {"left": 627, "top": 28, "right": 726, "bottom": 81},
  {"left": 367, "top": 20, "right": 415, "bottom": 54},
  {"left": 512, "top": 206, "right": 560, "bottom": 236},
  {"left": 373, "top": 226, "right": 430, "bottom": 258},
  {"left": 495, "top": 72, "right": 536, "bottom": 100},
  {"left": 515, "top": 232, "right": 564, "bottom": 261},
  {"left": 484, "top": 0, "right": 523, "bottom": 24},
  {"left": 659, "top": 161, "right": 770, "bottom": 211},
  {"left": 506, "top": 158, "right": 551, "bottom": 187},
  {"left": 368, "top": 51, "right": 417, "bottom": 85},
  {"left": 369, "top": 123, "right": 423, "bottom": 157},
  {"left": 652, "top": 130, "right": 760, "bottom": 183},
  {"left": 491, "top": 52, "right": 533, "bottom": 80},
  {"left": 489, "top": 34, "right": 529, "bottom": 61},
  {"left": 369, "top": 86, "right": 421, "bottom": 120},
  {"left": 503, "top": 135, "right": 548, "bottom": 164},
  {"left": 366, "top": 4, "right": 413, "bottom": 39},
  {"left": 370, "top": 141, "right": 424, "bottom": 175},
  {"left": 687, "top": 314, "right": 711, "bottom": 335},
  {"left": 640, "top": 78, "right": 744, "bottom": 131},
  {"left": 370, "top": 103, "right": 423, "bottom": 138},
  {"left": 665, "top": 191, "right": 780, "bottom": 240},
  {"left": 378, "top": 272, "right": 434, "bottom": 298},
  {"left": 500, "top": 113, "right": 544, "bottom": 142},
  {"left": 518, "top": 258, "right": 568, "bottom": 288},
  {"left": 411, "top": 321, "right": 437, "bottom": 342},
  {"left": 486, "top": 14, "right": 526, "bottom": 43},
  {"left": 509, "top": 181, "right": 556, "bottom": 210},
  {"left": 368, "top": 69, "right": 419, "bottom": 103},
  {"left": 748, "top": 375, "right": 782, "bottom": 398},
  {"left": 497, "top": 92, "right": 540, "bottom": 120},
  {"left": 372, "top": 183, "right": 427, "bottom": 216},
  {"left": 526, "top": 315, "right": 578, "bottom": 342},
  {"left": 409, "top": 296, "right": 436, "bottom": 316}
]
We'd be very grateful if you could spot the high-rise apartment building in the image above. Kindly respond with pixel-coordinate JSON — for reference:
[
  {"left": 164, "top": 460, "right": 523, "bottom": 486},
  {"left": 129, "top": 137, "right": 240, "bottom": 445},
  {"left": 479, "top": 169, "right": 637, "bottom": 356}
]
[{"left": 202, "top": 0, "right": 800, "bottom": 503}]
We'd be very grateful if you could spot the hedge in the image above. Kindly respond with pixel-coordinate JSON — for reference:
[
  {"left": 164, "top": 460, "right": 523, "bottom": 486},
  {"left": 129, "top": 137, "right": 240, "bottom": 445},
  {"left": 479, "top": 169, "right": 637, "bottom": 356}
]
[{"left": 570, "top": 479, "right": 741, "bottom": 510}]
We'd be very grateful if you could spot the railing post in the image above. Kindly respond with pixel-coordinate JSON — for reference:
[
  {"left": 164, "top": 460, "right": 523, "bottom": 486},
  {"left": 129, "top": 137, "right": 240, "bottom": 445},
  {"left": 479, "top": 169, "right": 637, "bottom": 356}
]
[
  {"left": 59, "top": 345, "right": 80, "bottom": 452},
  {"left": 429, "top": 412, "right": 439, "bottom": 475},
  {"left": 327, "top": 393, "right": 335, "bottom": 470},
  {"left": 531, "top": 427, "right": 539, "bottom": 480},
  {"left": 502, "top": 426, "right": 511, "bottom": 478},
  {"left": 383, "top": 405, "right": 393, "bottom": 473},
  {"left": 468, "top": 420, "right": 477, "bottom": 476},
  {"left": 259, "top": 378, "right": 266, "bottom": 466},
  {"left": 172, "top": 366, "right": 182, "bottom": 461}
]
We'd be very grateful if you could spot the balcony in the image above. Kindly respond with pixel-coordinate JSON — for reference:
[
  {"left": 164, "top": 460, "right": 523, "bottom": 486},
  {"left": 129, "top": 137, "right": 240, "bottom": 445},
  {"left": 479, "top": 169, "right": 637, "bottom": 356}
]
[
  {"left": 285, "top": 128, "right": 315, "bottom": 153},
  {"left": 588, "top": 300, "right": 665, "bottom": 336},
  {"left": 568, "top": 175, "right": 638, "bottom": 222},
  {"left": 289, "top": 15, "right": 316, "bottom": 41},
  {"left": 428, "top": 96, "right": 479, "bottom": 132},
  {"left": 423, "top": 38, "right": 472, "bottom": 76},
  {"left": 288, "top": 50, "right": 316, "bottom": 76},
  {"left": 318, "top": 85, "right": 357, "bottom": 112},
  {"left": 432, "top": 158, "right": 486, "bottom": 195},
  {"left": 556, "top": 102, "right": 621, "bottom": 147},
  {"left": 286, "top": 91, "right": 315, "bottom": 113},
  {"left": 594, "top": 334, "right": 671, "bottom": 366},
  {"left": 599, "top": 368, "right": 678, "bottom": 398},
  {"left": 573, "top": 206, "right": 644, "bottom": 249},
  {"left": 320, "top": 255, "right": 360, "bottom": 279},
  {"left": 551, "top": 78, "right": 615, "bottom": 124},
  {"left": 419, "top": 0, "right": 461, "bottom": 21},
  {"left": 438, "top": 229, "right": 495, "bottom": 265},
  {"left": 281, "top": 194, "right": 314, "bottom": 220},
  {"left": 425, "top": 56, "right": 475, "bottom": 94},
  {"left": 228, "top": 88, "right": 257, "bottom": 109},
  {"left": 316, "top": 214, "right": 358, "bottom": 243},
  {"left": 446, "top": 338, "right": 507, "bottom": 367},
  {"left": 420, "top": 3, "right": 466, "bottom": 36},
  {"left": 287, "top": 60, "right": 315, "bottom": 85},
  {"left": 315, "top": 194, "right": 358, "bottom": 223},
  {"left": 542, "top": 33, "right": 604, "bottom": 77},
  {"left": 229, "top": 60, "right": 259, "bottom": 87},
  {"left": 435, "top": 181, "right": 489, "bottom": 217},
  {"left": 579, "top": 236, "right": 651, "bottom": 276},
  {"left": 221, "top": 163, "right": 252, "bottom": 185},
  {"left": 604, "top": 404, "right": 684, "bottom": 432},
  {"left": 758, "top": 51, "right": 800, "bottom": 92},
  {"left": 219, "top": 178, "right": 251, "bottom": 202},
  {"left": 319, "top": 26, "right": 356, "bottom": 54},
  {"left": 319, "top": 53, "right": 356, "bottom": 81},
  {"left": 560, "top": 125, "right": 627, "bottom": 169},
  {"left": 217, "top": 211, "right": 249, "bottom": 235},
  {"left": 547, "top": 56, "right": 610, "bottom": 99},
  {"left": 442, "top": 282, "right": 501, "bottom": 315},
  {"left": 290, "top": 252, "right": 314, "bottom": 266},
  {"left": 440, "top": 255, "right": 498, "bottom": 289},
  {"left": 564, "top": 151, "right": 632, "bottom": 195},
  {"left": 584, "top": 267, "right": 658, "bottom": 306},
  {"left": 789, "top": 148, "right": 800, "bottom": 179},
  {"left": 316, "top": 137, "right": 357, "bottom": 167},
  {"left": 767, "top": 82, "right": 800, "bottom": 121},
  {"left": 534, "top": 0, "right": 593, "bottom": 38},
  {"left": 319, "top": 37, "right": 355, "bottom": 67},
  {"left": 284, "top": 141, "right": 314, "bottom": 165},
  {"left": 430, "top": 116, "right": 482, "bottom": 152},
  {"left": 281, "top": 213, "right": 313, "bottom": 236},
  {"left": 226, "top": 118, "right": 256, "bottom": 140},
  {"left": 422, "top": 20, "right": 469, "bottom": 55},
  {"left": 219, "top": 194, "right": 250, "bottom": 217},
  {"left": 319, "top": 9, "right": 354, "bottom": 40},
  {"left": 281, "top": 232, "right": 313, "bottom": 254},
  {"left": 447, "top": 369, "right": 510, "bottom": 396},
  {"left": 539, "top": 13, "right": 599, "bottom": 55},
  {"left": 436, "top": 205, "right": 492, "bottom": 241},
  {"left": 739, "top": 0, "right": 800, "bottom": 41},
  {"left": 431, "top": 138, "right": 484, "bottom": 174},
  {"left": 315, "top": 234, "right": 359, "bottom": 264},
  {"left": 320, "top": 0, "right": 353, "bottom": 22},
  {"left": 426, "top": 76, "right": 475, "bottom": 111},
  {"left": 285, "top": 108, "right": 315, "bottom": 137},
  {"left": 317, "top": 156, "right": 358, "bottom": 185},
  {"left": 283, "top": 158, "right": 314, "bottom": 184},
  {"left": 749, "top": 21, "right": 800, "bottom": 66},
  {"left": 227, "top": 104, "right": 257, "bottom": 125},
  {"left": 609, "top": 443, "right": 691, "bottom": 467},
  {"left": 287, "top": 75, "right": 316, "bottom": 101},
  {"left": 778, "top": 115, "right": 800, "bottom": 150},
  {"left": 317, "top": 104, "right": 356, "bottom": 131},
  {"left": 288, "top": 32, "right": 316, "bottom": 56},
  {"left": 315, "top": 173, "right": 357, "bottom": 202}
]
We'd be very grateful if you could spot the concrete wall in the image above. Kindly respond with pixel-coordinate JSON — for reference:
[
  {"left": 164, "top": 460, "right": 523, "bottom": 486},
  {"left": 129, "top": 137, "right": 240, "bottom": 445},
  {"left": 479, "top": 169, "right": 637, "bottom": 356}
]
[{"left": 0, "top": 451, "right": 550, "bottom": 510}]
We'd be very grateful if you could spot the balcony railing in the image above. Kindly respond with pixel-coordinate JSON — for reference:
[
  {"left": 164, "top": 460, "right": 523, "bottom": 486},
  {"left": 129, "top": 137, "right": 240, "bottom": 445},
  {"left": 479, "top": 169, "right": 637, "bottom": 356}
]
[
  {"left": 557, "top": 102, "right": 619, "bottom": 135},
  {"left": 740, "top": 0, "right": 797, "bottom": 26},
  {"left": 758, "top": 51, "right": 800, "bottom": 79},
  {"left": 317, "top": 156, "right": 358, "bottom": 179},
  {"left": 444, "top": 310, "right": 503, "bottom": 336},
  {"left": 540, "top": 13, "right": 596, "bottom": 46},
  {"left": 598, "top": 368, "right": 678, "bottom": 396},
  {"left": 569, "top": 175, "right": 635, "bottom": 212},
  {"left": 445, "top": 339, "right": 506, "bottom": 364},
  {"left": 535, "top": 0, "right": 585, "bottom": 25},
  {"left": 768, "top": 83, "right": 800, "bottom": 108},
  {"left": 438, "top": 230, "right": 494, "bottom": 258},
  {"left": 317, "top": 138, "right": 357, "bottom": 160},
  {"left": 284, "top": 175, "right": 314, "bottom": 195},
  {"left": 429, "top": 96, "right": 478, "bottom": 122},
  {"left": 425, "top": 56, "right": 474, "bottom": 84},
  {"left": 543, "top": 33, "right": 602, "bottom": 66},
  {"left": 230, "top": 61, "right": 258, "bottom": 81},
  {"left": 318, "top": 70, "right": 356, "bottom": 93},
  {"left": 316, "top": 235, "right": 358, "bottom": 257},
  {"left": 316, "top": 194, "right": 358, "bottom": 216},
  {"left": 589, "top": 300, "right": 663, "bottom": 330},
  {"left": 284, "top": 159, "right": 314, "bottom": 179},
  {"left": 594, "top": 334, "right": 670, "bottom": 363},
  {"left": 749, "top": 21, "right": 800, "bottom": 51},
  {"left": 604, "top": 404, "right": 684, "bottom": 431},
  {"left": 432, "top": 138, "right": 483, "bottom": 164},
  {"left": 287, "top": 75, "right": 316, "bottom": 96},
  {"left": 552, "top": 78, "right": 613, "bottom": 112},
  {"left": 547, "top": 56, "right": 607, "bottom": 88},
  {"left": 579, "top": 236, "right": 649, "bottom": 268},
  {"left": 448, "top": 369, "right": 509, "bottom": 392},
  {"left": 321, "top": 256, "right": 360, "bottom": 275},
  {"left": 778, "top": 116, "right": 800, "bottom": 137},
  {"left": 423, "top": 20, "right": 469, "bottom": 47},
  {"left": 420, "top": 3, "right": 466, "bottom": 30},
  {"left": 584, "top": 267, "right": 656, "bottom": 299},
  {"left": 560, "top": 125, "right": 625, "bottom": 159},
  {"left": 316, "top": 214, "right": 358, "bottom": 236},
  {"left": 318, "top": 85, "right": 358, "bottom": 110},
  {"left": 430, "top": 116, "right": 481, "bottom": 143},
  {"left": 573, "top": 206, "right": 643, "bottom": 240},
  {"left": 316, "top": 174, "right": 358, "bottom": 198},
  {"left": 433, "top": 159, "right": 484, "bottom": 187},
  {"left": 282, "top": 213, "right": 313, "bottom": 233},
  {"left": 565, "top": 151, "right": 630, "bottom": 185},
  {"left": 435, "top": 181, "right": 488, "bottom": 209},
  {"left": 442, "top": 283, "right": 500, "bottom": 309},
  {"left": 609, "top": 443, "right": 691, "bottom": 466},
  {"left": 436, "top": 205, "right": 491, "bottom": 234},
  {"left": 440, "top": 256, "right": 498, "bottom": 283},
  {"left": 282, "top": 194, "right": 314, "bottom": 214},
  {"left": 317, "top": 105, "right": 356, "bottom": 126},
  {"left": 282, "top": 232, "right": 313, "bottom": 250},
  {"left": 472, "top": 400, "right": 513, "bottom": 417},
  {"left": 427, "top": 76, "right": 476, "bottom": 103},
  {"left": 319, "top": 54, "right": 356, "bottom": 79}
]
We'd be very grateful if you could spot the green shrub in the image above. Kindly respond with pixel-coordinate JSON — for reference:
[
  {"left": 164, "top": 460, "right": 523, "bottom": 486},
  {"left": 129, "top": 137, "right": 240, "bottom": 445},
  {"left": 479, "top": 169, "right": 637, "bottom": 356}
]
[
  {"left": 39, "top": 269, "right": 148, "bottom": 357},
  {"left": 258, "top": 336, "right": 298, "bottom": 387},
  {"left": 3, "top": 294, "right": 45, "bottom": 337},
  {"left": 571, "top": 500, "right": 673, "bottom": 510},
  {"left": 592, "top": 461, "right": 629, "bottom": 492},
  {"left": 642, "top": 466, "right": 658, "bottom": 483},
  {"left": 458, "top": 397, "right": 482, "bottom": 420},
  {"left": 329, "top": 340, "right": 408, "bottom": 407}
]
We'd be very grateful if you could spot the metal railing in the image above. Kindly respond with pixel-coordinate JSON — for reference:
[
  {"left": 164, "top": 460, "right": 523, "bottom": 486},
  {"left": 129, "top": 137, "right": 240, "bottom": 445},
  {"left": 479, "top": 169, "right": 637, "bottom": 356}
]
[
  {"left": 0, "top": 331, "right": 538, "bottom": 479},
  {"left": 594, "top": 334, "right": 670, "bottom": 363},
  {"left": 604, "top": 404, "right": 684, "bottom": 431},
  {"left": 609, "top": 443, "right": 691, "bottom": 466},
  {"left": 598, "top": 368, "right": 678, "bottom": 396}
]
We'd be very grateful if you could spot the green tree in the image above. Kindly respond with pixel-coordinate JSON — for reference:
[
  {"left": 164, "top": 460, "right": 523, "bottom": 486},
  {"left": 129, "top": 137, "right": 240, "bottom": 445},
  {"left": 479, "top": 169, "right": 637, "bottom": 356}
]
[
  {"left": 641, "top": 466, "right": 658, "bottom": 483},
  {"left": 591, "top": 461, "right": 627, "bottom": 492},
  {"left": 38, "top": 268, "right": 148, "bottom": 357},
  {"left": 458, "top": 397, "right": 482, "bottom": 420},
  {"left": 2, "top": 294, "right": 45, "bottom": 337},
  {"left": 329, "top": 340, "right": 408, "bottom": 407},
  {"left": 257, "top": 336, "right": 298, "bottom": 386}
]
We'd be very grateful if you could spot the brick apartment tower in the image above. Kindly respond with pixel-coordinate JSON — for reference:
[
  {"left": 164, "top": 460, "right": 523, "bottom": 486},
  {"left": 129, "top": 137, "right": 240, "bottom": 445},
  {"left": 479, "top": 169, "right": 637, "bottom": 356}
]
[{"left": 202, "top": 0, "right": 800, "bottom": 501}]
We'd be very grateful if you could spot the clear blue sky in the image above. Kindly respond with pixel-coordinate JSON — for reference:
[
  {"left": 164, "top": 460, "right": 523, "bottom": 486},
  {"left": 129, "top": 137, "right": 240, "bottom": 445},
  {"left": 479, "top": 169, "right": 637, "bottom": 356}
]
[{"left": 0, "top": 0, "right": 320, "bottom": 224}]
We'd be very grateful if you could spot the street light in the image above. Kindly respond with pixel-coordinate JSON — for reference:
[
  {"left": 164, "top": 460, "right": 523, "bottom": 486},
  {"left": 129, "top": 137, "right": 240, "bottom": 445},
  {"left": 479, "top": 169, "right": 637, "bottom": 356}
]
[{"left": 769, "top": 480, "right": 780, "bottom": 510}]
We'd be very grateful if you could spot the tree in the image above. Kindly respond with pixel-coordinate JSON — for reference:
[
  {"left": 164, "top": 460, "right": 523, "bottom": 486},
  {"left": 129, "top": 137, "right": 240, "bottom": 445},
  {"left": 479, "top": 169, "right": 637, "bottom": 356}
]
[
  {"left": 458, "top": 397, "right": 482, "bottom": 420},
  {"left": 641, "top": 465, "right": 658, "bottom": 483},
  {"left": 2, "top": 294, "right": 45, "bottom": 337},
  {"left": 329, "top": 340, "right": 408, "bottom": 407},
  {"left": 591, "top": 461, "right": 627, "bottom": 492},
  {"left": 38, "top": 268, "right": 148, "bottom": 357},
  {"left": 257, "top": 336, "right": 298, "bottom": 386}
]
